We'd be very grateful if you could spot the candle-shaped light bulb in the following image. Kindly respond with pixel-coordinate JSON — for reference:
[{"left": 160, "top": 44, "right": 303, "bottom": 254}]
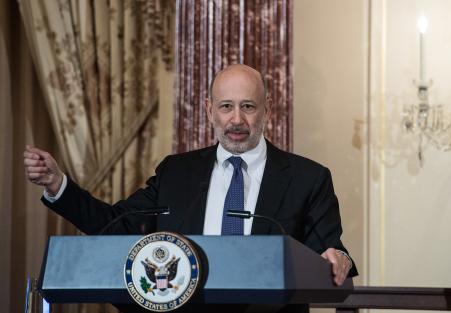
[
  {"left": 417, "top": 16, "right": 428, "bottom": 85},
  {"left": 417, "top": 16, "right": 428, "bottom": 34}
]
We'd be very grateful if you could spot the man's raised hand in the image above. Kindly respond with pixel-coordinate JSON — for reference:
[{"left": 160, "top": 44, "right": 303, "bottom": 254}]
[{"left": 23, "top": 145, "right": 64, "bottom": 196}]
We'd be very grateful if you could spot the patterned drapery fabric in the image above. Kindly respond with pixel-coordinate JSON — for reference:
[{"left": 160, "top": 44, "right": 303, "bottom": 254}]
[
  {"left": 19, "top": 0, "right": 174, "bottom": 202},
  {"left": 18, "top": 1, "right": 174, "bottom": 312},
  {"left": 174, "top": 0, "right": 293, "bottom": 153}
]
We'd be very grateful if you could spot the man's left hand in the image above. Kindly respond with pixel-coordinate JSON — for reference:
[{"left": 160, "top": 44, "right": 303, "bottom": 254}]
[{"left": 321, "top": 248, "right": 351, "bottom": 286}]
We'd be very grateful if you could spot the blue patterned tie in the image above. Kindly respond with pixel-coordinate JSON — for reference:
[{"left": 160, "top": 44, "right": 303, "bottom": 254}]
[{"left": 221, "top": 156, "right": 244, "bottom": 235}]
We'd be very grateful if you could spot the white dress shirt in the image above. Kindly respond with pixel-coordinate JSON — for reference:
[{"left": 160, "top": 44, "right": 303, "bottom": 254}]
[{"left": 203, "top": 136, "right": 267, "bottom": 235}]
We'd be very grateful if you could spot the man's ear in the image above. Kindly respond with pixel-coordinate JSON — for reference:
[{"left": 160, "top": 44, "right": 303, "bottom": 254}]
[{"left": 205, "top": 98, "right": 213, "bottom": 123}]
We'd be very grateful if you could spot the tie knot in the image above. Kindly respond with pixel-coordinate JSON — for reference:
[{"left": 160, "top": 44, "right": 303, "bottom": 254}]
[{"left": 227, "top": 156, "right": 243, "bottom": 169}]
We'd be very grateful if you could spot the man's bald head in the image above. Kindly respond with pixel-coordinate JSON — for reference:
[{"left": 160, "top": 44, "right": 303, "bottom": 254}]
[
  {"left": 205, "top": 64, "right": 272, "bottom": 154},
  {"left": 208, "top": 64, "right": 267, "bottom": 101}
]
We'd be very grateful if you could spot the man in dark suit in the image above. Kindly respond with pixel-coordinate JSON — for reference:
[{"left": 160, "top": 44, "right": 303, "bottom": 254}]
[{"left": 24, "top": 64, "right": 357, "bottom": 303}]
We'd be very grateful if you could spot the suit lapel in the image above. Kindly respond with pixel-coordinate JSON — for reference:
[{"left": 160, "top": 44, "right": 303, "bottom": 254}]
[
  {"left": 251, "top": 141, "right": 292, "bottom": 234},
  {"left": 177, "top": 145, "right": 217, "bottom": 234}
]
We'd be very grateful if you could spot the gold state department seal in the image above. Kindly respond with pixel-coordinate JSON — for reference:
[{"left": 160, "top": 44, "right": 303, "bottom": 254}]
[{"left": 124, "top": 232, "right": 201, "bottom": 312}]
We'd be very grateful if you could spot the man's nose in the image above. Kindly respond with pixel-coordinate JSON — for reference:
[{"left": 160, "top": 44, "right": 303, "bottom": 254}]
[{"left": 231, "top": 107, "right": 244, "bottom": 124}]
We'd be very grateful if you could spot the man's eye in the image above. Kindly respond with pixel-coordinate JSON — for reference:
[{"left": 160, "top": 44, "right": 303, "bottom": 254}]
[
  {"left": 219, "top": 103, "right": 233, "bottom": 111},
  {"left": 241, "top": 103, "right": 256, "bottom": 112}
]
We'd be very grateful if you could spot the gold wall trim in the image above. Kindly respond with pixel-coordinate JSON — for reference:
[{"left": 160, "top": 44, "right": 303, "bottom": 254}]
[
  {"left": 378, "top": 0, "right": 387, "bottom": 285},
  {"left": 364, "top": 0, "right": 372, "bottom": 286}
]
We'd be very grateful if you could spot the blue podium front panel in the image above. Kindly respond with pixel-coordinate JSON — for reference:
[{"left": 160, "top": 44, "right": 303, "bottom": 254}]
[{"left": 40, "top": 235, "right": 352, "bottom": 304}]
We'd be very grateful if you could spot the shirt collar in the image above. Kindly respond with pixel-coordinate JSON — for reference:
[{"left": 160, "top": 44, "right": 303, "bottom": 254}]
[{"left": 217, "top": 136, "right": 267, "bottom": 172}]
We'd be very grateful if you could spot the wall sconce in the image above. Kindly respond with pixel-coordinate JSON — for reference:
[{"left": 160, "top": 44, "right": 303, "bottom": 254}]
[{"left": 402, "top": 16, "right": 451, "bottom": 166}]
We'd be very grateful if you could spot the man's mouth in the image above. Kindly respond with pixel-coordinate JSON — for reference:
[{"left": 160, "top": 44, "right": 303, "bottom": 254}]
[{"left": 225, "top": 129, "right": 250, "bottom": 141}]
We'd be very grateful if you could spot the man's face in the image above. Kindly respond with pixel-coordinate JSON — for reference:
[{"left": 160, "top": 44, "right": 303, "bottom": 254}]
[{"left": 206, "top": 67, "right": 271, "bottom": 154}]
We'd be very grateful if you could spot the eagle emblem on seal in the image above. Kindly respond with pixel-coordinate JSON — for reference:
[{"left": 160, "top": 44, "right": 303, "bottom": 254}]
[
  {"left": 125, "top": 232, "right": 201, "bottom": 311},
  {"left": 140, "top": 256, "right": 180, "bottom": 294}
]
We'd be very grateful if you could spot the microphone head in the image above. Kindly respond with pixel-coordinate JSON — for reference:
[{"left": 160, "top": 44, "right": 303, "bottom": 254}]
[
  {"left": 227, "top": 210, "right": 251, "bottom": 219},
  {"left": 151, "top": 206, "right": 170, "bottom": 215}
]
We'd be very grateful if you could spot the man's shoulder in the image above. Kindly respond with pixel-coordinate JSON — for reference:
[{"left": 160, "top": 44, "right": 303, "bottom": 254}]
[
  {"left": 165, "top": 144, "right": 217, "bottom": 162},
  {"left": 155, "top": 144, "right": 217, "bottom": 174},
  {"left": 266, "top": 142, "right": 334, "bottom": 189},
  {"left": 266, "top": 141, "right": 327, "bottom": 172},
  {"left": 148, "top": 145, "right": 217, "bottom": 185}
]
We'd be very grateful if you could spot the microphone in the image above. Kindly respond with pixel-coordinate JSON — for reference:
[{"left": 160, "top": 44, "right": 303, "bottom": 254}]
[
  {"left": 226, "top": 210, "right": 287, "bottom": 235},
  {"left": 97, "top": 206, "right": 170, "bottom": 235}
]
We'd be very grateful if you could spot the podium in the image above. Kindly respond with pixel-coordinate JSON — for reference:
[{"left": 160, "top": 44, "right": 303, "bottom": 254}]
[{"left": 39, "top": 235, "right": 353, "bottom": 306}]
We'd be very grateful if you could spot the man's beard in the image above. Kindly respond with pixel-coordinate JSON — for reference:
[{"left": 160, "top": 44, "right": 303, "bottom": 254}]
[{"left": 213, "top": 121, "right": 265, "bottom": 154}]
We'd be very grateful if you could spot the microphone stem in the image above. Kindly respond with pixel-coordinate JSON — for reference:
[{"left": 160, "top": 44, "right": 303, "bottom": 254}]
[{"left": 97, "top": 207, "right": 169, "bottom": 235}]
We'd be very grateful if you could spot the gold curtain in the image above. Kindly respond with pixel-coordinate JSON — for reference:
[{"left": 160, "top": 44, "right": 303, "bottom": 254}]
[
  {"left": 0, "top": 1, "right": 73, "bottom": 312},
  {"left": 0, "top": 0, "right": 175, "bottom": 312},
  {"left": 18, "top": 0, "right": 174, "bottom": 201}
]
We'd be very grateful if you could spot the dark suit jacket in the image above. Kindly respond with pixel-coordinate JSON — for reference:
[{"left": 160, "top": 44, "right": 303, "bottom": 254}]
[{"left": 43, "top": 140, "right": 358, "bottom": 277}]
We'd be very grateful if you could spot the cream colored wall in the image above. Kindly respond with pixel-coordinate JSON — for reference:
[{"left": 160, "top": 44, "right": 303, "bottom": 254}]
[
  {"left": 293, "top": 0, "right": 451, "bottom": 299},
  {"left": 293, "top": 0, "right": 368, "bottom": 286},
  {"left": 369, "top": 0, "right": 451, "bottom": 287}
]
